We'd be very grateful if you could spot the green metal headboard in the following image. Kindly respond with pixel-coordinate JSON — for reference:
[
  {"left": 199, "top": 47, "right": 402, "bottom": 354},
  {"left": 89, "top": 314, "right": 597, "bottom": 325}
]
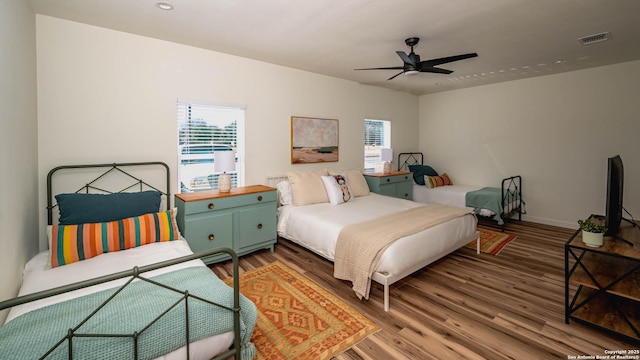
[{"left": 46, "top": 161, "right": 171, "bottom": 225}]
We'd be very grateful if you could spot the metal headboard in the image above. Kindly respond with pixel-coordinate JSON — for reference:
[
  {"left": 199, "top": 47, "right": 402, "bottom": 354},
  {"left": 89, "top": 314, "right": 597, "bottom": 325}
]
[
  {"left": 398, "top": 152, "right": 424, "bottom": 171},
  {"left": 47, "top": 162, "right": 171, "bottom": 225}
]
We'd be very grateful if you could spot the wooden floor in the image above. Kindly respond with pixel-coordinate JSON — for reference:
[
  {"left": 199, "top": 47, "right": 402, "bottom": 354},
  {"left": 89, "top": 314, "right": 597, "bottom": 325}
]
[{"left": 210, "top": 220, "right": 637, "bottom": 359}]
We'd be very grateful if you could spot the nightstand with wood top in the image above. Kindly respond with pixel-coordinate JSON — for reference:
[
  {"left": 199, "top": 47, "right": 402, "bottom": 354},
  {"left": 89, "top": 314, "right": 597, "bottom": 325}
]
[
  {"left": 363, "top": 171, "right": 413, "bottom": 200},
  {"left": 175, "top": 185, "right": 277, "bottom": 264}
]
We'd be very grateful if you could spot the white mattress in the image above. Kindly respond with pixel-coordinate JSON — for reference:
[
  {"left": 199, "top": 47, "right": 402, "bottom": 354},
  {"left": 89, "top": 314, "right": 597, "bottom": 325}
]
[
  {"left": 4, "top": 239, "right": 233, "bottom": 360},
  {"left": 277, "top": 193, "right": 477, "bottom": 278},
  {"left": 412, "top": 184, "right": 496, "bottom": 217}
]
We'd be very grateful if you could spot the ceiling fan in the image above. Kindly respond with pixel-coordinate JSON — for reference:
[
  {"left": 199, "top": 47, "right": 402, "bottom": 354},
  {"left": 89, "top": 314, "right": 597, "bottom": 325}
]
[{"left": 355, "top": 37, "right": 478, "bottom": 80}]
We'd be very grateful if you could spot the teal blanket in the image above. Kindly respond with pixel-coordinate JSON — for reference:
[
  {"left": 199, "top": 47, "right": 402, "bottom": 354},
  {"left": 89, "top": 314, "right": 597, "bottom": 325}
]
[
  {"left": 0, "top": 267, "right": 257, "bottom": 360},
  {"left": 465, "top": 187, "right": 505, "bottom": 225}
]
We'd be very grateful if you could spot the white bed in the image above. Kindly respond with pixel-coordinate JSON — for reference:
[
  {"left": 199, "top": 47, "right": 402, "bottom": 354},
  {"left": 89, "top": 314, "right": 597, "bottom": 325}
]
[
  {"left": 5, "top": 239, "right": 234, "bottom": 360},
  {"left": 276, "top": 191, "right": 478, "bottom": 311},
  {"left": 412, "top": 183, "right": 497, "bottom": 217},
  {"left": 398, "top": 152, "right": 524, "bottom": 226}
]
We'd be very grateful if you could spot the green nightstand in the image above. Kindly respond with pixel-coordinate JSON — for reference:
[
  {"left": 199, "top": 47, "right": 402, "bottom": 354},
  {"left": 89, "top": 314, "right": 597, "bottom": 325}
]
[
  {"left": 364, "top": 171, "right": 413, "bottom": 200},
  {"left": 175, "top": 185, "right": 277, "bottom": 264}
]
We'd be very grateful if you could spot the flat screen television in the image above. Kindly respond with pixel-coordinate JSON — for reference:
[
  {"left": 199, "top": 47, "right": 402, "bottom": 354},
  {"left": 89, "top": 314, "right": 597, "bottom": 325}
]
[{"left": 604, "top": 155, "right": 624, "bottom": 237}]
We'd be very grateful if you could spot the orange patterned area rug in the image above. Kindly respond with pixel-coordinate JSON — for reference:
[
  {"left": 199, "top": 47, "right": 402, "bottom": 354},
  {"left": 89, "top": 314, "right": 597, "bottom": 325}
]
[
  {"left": 225, "top": 261, "right": 379, "bottom": 360},
  {"left": 465, "top": 228, "right": 517, "bottom": 255}
]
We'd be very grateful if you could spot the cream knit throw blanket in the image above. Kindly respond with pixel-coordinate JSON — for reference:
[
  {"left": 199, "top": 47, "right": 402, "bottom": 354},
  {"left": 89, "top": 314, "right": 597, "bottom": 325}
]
[{"left": 334, "top": 204, "right": 473, "bottom": 300}]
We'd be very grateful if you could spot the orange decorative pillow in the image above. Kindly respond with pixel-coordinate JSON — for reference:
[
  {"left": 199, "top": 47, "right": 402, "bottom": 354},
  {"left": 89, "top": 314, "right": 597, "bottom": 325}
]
[
  {"left": 425, "top": 173, "right": 452, "bottom": 188},
  {"left": 49, "top": 208, "right": 180, "bottom": 268}
]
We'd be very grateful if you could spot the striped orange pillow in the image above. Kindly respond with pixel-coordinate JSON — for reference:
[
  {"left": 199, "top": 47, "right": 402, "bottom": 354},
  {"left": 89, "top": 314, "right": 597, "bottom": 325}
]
[
  {"left": 425, "top": 173, "right": 453, "bottom": 188},
  {"left": 50, "top": 208, "right": 180, "bottom": 268}
]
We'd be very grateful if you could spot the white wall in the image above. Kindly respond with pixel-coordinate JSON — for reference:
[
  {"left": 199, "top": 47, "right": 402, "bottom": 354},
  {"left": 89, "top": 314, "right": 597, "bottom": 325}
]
[
  {"left": 35, "top": 15, "right": 418, "bottom": 248},
  {"left": 0, "top": 1, "right": 39, "bottom": 321},
  {"left": 419, "top": 60, "right": 640, "bottom": 228}
]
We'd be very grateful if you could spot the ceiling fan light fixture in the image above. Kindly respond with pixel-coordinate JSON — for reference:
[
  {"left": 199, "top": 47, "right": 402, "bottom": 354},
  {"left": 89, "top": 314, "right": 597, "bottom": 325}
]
[{"left": 404, "top": 70, "right": 419, "bottom": 76}]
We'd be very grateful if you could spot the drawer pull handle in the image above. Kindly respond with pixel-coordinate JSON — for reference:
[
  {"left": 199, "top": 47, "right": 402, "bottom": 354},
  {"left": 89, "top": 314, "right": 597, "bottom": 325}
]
[
  {"left": 257, "top": 223, "right": 263, "bottom": 229},
  {"left": 405, "top": 194, "right": 409, "bottom": 197},
  {"left": 386, "top": 178, "right": 390, "bottom": 182},
  {"left": 208, "top": 234, "right": 215, "bottom": 241},
  {"left": 257, "top": 195, "right": 263, "bottom": 201},
  {"left": 404, "top": 176, "right": 408, "bottom": 180},
  {"left": 208, "top": 203, "right": 214, "bottom": 209}
]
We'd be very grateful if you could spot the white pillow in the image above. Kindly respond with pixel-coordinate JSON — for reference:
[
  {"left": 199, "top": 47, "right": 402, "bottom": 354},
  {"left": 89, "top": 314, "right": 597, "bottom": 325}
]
[
  {"left": 329, "top": 169, "right": 370, "bottom": 197},
  {"left": 276, "top": 180, "right": 293, "bottom": 206},
  {"left": 321, "top": 175, "right": 353, "bottom": 205}
]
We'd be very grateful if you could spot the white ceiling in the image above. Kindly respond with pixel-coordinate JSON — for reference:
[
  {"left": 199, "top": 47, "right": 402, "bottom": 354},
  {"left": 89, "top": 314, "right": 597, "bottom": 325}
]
[{"left": 28, "top": 0, "right": 640, "bottom": 95}]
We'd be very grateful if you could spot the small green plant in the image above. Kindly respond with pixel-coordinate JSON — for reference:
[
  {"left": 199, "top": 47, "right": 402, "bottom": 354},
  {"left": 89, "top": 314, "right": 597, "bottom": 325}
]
[{"left": 578, "top": 219, "right": 608, "bottom": 233}]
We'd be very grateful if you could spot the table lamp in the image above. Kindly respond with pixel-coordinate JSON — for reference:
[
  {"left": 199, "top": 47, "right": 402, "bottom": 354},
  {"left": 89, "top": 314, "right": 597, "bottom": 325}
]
[
  {"left": 214, "top": 150, "right": 235, "bottom": 192},
  {"left": 380, "top": 148, "right": 393, "bottom": 174}
]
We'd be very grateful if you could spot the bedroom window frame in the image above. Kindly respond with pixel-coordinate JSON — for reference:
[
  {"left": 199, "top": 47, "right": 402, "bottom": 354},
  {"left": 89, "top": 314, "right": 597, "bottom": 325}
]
[
  {"left": 364, "top": 119, "right": 391, "bottom": 173},
  {"left": 177, "top": 101, "right": 245, "bottom": 193}
]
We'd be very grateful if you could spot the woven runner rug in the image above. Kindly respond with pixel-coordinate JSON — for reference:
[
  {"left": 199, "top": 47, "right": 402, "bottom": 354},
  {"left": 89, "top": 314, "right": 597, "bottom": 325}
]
[
  {"left": 465, "top": 228, "right": 517, "bottom": 255},
  {"left": 225, "top": 261, "right": 379, "bottom": 360}
]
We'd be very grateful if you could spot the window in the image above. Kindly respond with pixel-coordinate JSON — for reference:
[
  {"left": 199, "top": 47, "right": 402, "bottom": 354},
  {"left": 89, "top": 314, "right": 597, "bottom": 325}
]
[
  {"left": 177, "top": 101, "right": 244, "bottom": 192},
  {"left": 364, "top": 119, "right": 391, "bottom": 173}
]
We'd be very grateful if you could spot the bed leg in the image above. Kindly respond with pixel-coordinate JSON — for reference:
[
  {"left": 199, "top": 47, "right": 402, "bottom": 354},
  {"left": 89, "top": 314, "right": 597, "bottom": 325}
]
[
  {"left": 476, "top": 232, "right": 481, "bottom": 254},
  {"left": 384, "top": 283, "right": 390, "bottom": 312}
]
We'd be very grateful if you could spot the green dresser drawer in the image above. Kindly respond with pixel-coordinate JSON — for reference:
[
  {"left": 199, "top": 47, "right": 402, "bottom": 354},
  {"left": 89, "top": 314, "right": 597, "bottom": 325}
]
[
  {"left": 395, "top": 181, "right": 413, "bottom": 200},
  {"left": 236, "top": 206, "right": 277, "bottom": 251},
  {"left": 182, "top": 213, "right": 233, "bottom": 254},
  {"left": 181, "top": 191, "right": 277, "bottom": 215},
  {"left": 377, "top": 185, "right": 397, "bottom": 197},
  {"left": 379, "top": 173, "right": 412, "bottom": 185}
]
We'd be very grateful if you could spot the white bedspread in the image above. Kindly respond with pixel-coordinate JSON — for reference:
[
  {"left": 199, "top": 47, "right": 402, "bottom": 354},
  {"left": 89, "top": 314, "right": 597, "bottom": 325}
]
[
  {"left": 412, "top": 184, "right": 496, "bottom": 217},
  {"left": 277, "top": 193, "right": 477, "bottom": 278},
  {"left": 4, "top": 239, "right": 233, "bottom": 360}
]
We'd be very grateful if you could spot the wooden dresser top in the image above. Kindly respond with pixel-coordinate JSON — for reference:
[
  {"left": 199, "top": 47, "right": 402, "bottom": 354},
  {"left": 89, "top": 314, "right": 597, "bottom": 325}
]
[{"left": 175, "top": 185, "right": 276, "bottom": 202}]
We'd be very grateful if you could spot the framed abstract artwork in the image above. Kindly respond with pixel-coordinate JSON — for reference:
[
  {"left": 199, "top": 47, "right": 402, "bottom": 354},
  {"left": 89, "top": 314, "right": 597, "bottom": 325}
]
[{"left": 290, "top": 116, "right": 339, "bottom": 164}]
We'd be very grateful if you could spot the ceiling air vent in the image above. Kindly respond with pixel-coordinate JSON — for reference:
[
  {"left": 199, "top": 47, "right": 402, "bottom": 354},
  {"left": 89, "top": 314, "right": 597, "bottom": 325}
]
[{"left": 578, "top": 31, "right": 610, "bottom": 45}]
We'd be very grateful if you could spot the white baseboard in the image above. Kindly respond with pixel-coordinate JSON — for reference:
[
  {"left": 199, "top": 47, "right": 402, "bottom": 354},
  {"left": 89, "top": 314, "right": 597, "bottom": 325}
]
[{"left": 520, "top": 214, "right": 576, "bottom": 229}]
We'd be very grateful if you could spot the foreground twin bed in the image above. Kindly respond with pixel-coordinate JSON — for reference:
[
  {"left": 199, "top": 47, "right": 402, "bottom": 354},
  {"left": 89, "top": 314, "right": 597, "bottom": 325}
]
[
  {"left": 1, "top": 240, "right": 256, "bottom": 359},
  {"left": 0, "top": 162, "right": 256, "bottom": 360}
]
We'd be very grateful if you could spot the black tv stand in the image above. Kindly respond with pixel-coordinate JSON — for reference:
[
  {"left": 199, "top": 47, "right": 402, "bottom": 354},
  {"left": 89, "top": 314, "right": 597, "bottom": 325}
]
[{"left": 565, "top": 215, "right": 640, "bottom": 343}]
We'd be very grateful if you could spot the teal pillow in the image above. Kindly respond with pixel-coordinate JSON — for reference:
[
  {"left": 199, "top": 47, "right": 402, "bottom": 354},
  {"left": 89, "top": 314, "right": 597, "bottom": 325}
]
[
  {"left": 56, "top": 190, "right": 162, "bottom": 225},
  {"left": 408, "top": 165, "right": 438, "bottom": 185}
]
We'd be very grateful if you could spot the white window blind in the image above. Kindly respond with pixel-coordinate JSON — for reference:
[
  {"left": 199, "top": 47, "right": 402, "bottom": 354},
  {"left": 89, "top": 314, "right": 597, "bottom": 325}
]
[
  {"left": 364, "top": 119, "right": 391, "bottom": 173},
  {"left": 177, "top": 101, "right": 244, "bottom": 192}
]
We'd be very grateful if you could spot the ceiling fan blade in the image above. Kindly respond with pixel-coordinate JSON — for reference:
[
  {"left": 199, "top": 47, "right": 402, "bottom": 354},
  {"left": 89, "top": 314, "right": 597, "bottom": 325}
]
[
  {"left": 396, "top": 51, "right": 415, "bottom": 66},
  {"left": 421, "top": 53, "right": 478, "bottom": 67},
  {"left": 420, "top": 67, "right": 453, "bottom": 74},
  {"left": 387, "top": 71, "right": 405, "bottom": 80},
  {"left": 354, "top": 66, "right": 404, "bottom": 71}
]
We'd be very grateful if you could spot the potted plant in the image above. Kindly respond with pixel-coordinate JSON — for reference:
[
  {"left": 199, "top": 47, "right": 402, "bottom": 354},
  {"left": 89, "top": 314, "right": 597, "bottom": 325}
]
[{"left": 578, "top": 218, "right": 608, "bottom": 247}]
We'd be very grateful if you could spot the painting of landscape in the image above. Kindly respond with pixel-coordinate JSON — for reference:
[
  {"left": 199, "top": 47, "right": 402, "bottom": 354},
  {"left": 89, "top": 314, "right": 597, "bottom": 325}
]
[{"left": 291, "top": 116, "right": 339, "bottom": 164}]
